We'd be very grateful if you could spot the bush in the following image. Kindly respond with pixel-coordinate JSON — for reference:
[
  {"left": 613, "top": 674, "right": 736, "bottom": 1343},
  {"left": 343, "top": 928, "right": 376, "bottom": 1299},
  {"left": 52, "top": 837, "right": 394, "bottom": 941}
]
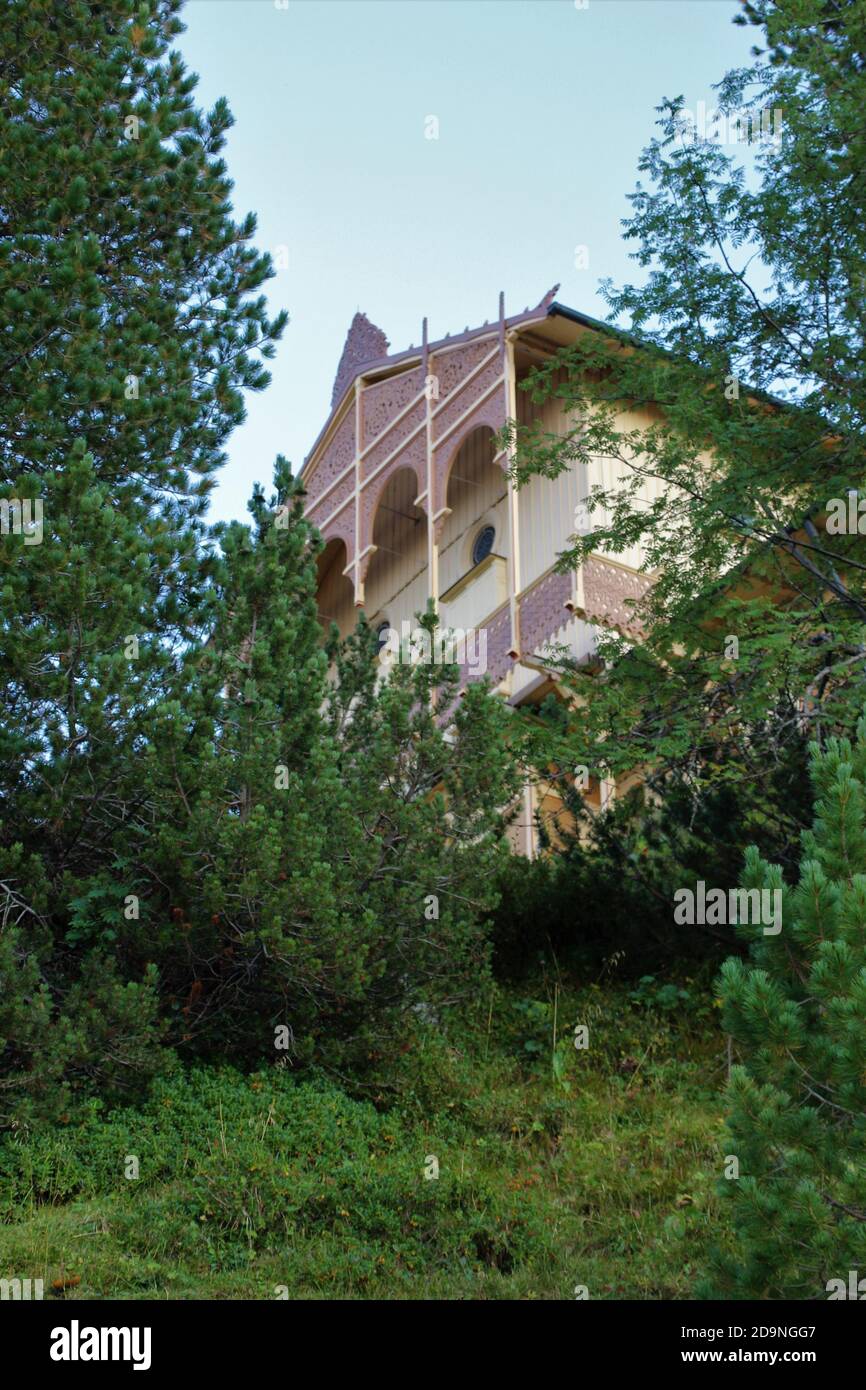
[
  {"left": 0, "top": 1062, "right": 551, "bottom": 1285},
  {"left": 490, "top": 740, "right": 812, "bottom": 981}
]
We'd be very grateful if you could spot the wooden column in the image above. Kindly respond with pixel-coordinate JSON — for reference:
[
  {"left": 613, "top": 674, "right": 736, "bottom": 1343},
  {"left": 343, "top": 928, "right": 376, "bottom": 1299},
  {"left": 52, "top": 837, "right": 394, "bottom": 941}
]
[
  {"left": 503, "top": 306, "right": 521, "bottom": 660},
  {"left": 522, "top": 783, "right": 536, "bottom": 860},
  {"left": 423, "top": 316, "right": 439, "bottom": 613},
  {"left": 353, "top": 377, "right": 364, "bottom": 606}
]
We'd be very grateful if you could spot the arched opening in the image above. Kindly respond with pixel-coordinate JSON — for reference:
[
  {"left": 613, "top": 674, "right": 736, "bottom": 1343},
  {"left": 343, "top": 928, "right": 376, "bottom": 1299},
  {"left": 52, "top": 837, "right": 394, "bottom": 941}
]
[
  {"left": 438, "top": 426, "right": 507, "bottom": 594},
  {"left": 364, "top": 467, "right": 427, "bottom": 632},
  {"left": 316, "top": 537, "right": 355, "bottom": 640}
]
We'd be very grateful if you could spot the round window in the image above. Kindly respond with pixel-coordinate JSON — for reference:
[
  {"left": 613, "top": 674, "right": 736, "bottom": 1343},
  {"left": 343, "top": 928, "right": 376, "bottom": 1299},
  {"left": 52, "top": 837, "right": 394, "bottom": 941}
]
[{"left": 472, "top": 525, "right": 495, "bottom": 567}]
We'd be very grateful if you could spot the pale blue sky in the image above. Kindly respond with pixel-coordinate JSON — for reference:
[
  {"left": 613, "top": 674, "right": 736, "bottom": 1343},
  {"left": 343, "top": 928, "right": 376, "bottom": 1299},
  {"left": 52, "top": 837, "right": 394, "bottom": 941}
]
[{"left": 178, "top": 0, "right": 753, "bottom": 524}]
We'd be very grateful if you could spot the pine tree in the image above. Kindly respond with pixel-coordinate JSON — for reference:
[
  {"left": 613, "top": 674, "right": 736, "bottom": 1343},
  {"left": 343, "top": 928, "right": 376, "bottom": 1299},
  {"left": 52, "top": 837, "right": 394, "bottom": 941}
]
[
  {"left": 0, "top": 0, "right": 519, "bottom": 1116},
  {"left": 136, "top": 468, "right": 520, "bottom": 1068},
  {"left": 710, "top": 716, "right": 866, "bottom": 1298},
  {"left": 1, "top": 0, "right": 285, "bottom": 868},
  {"left": 0, "top": 0, "right": 284, "bottom": 1121}
]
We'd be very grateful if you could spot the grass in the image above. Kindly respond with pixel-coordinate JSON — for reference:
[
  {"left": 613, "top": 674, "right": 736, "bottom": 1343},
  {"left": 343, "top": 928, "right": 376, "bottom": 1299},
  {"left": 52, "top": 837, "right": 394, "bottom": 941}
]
[{"left": 0, "top": 976, "right": 732, "bottom": 1300}]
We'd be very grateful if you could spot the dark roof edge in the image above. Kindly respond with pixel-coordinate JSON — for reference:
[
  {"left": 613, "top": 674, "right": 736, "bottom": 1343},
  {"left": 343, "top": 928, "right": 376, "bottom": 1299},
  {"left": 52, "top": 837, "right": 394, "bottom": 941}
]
[{"left": 548, "top": 302, "right": 794, "bottom": 413}]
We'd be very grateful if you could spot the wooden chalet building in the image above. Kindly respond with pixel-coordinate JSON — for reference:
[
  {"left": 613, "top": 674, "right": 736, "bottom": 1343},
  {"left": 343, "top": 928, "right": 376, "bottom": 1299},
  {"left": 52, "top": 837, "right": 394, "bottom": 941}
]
[{"left": 300, "top": 286, "right": 662, "bottom": 853}]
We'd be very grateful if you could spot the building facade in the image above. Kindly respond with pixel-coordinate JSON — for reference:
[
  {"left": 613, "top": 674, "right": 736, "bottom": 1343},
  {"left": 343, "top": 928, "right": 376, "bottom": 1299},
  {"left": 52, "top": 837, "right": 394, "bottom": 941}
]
[{"left": 301, "top": 286, "right": 659, "bottom": 853}]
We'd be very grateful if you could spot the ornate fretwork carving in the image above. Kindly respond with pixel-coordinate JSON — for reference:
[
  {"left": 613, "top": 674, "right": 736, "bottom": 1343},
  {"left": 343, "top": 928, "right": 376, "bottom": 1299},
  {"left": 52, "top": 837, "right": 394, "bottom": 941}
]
[
  {"left": 438, "top": 601, "right": 513, "bottom": 723},
  {"left": 434, "top": 338, "right": 497, "bottom": 401},
  {"left": 309, "top": 469, "right": 354, "bottom": 530},
  {"left": 581, "top": 557, "right": 650, "bottom": 638},
  {"left": 362, "top": 400, "right": 426, "bottom": 477},
  {"left": 519, "top": 568, "right": 574, "bottom": 658},
  {"left": 362, "top": 367, "right": 424, "bottom": 447},
  {"left": 308, "top": 409, "right": 356, "bottom": 508},
  {"left": 433, "top": 354, "right": 502, "bottom": 440},
  {"left": 331, "top": 312, "right": 389, "bottom": 410},
  {"left": 474, "top": 601, "right": 513, "bottom": 690}
]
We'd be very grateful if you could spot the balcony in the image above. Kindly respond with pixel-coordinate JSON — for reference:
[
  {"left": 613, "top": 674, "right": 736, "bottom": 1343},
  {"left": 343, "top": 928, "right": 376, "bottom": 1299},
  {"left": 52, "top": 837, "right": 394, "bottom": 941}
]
[{"left": 439, "top": 552, "right": 508, "bottom": 634}]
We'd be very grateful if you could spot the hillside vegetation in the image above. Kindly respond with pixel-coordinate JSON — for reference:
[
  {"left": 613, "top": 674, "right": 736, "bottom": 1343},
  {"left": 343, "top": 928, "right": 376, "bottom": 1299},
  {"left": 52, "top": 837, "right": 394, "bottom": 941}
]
[{"left": 0, "top": 979, "right": 727, "bottom": 1300}]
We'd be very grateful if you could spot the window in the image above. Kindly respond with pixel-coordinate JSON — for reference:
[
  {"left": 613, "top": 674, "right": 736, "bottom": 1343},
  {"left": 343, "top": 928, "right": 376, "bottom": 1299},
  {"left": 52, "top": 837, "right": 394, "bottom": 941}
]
[{"left": 471, "top": 525, "right": 495, "bottom": 567}]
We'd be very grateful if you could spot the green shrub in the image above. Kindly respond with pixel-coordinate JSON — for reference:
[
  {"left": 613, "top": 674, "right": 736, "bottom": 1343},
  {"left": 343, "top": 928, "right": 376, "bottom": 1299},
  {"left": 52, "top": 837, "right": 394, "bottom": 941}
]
[
  {"left": 490, "top": 741, "right": 812, "bottom": 981},
  {"left": 0, "top": 1063, "right": 550, "bottom": 1281}
]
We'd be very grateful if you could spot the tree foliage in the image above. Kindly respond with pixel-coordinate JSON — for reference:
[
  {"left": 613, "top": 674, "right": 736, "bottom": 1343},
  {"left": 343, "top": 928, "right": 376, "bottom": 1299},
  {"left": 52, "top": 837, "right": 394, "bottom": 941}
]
[
  {"left": 0, "top": 1, "right": 518, "bottom": 1124},
  {"left": 709, "top": 717, "right": 866, "bottom": 1298},
  {"left": 511, "top": 0, "right": 866, "bottom": 805}
]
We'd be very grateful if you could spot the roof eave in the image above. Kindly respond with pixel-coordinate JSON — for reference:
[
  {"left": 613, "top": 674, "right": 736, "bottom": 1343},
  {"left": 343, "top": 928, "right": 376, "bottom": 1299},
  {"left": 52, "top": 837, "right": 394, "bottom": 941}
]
[{"left": 301, "top": 295, "right": 567, "bottom": 480}]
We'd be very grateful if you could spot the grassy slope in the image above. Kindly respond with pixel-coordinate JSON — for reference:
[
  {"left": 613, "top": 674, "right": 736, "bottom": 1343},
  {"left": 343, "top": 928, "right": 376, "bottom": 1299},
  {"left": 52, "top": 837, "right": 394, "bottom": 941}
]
[{"left": 0, "top": 980, "right": 730, "bottom": 1300}]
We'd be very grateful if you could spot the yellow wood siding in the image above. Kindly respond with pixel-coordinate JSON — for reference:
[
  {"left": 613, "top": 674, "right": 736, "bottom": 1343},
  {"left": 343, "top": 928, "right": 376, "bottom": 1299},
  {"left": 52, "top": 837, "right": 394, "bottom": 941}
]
[
  {"left": 365, "top": 467, "right": 428, "bottom": 631},
  {"left": 439, "top": 427, "right": 508, "bottom": 595}
]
